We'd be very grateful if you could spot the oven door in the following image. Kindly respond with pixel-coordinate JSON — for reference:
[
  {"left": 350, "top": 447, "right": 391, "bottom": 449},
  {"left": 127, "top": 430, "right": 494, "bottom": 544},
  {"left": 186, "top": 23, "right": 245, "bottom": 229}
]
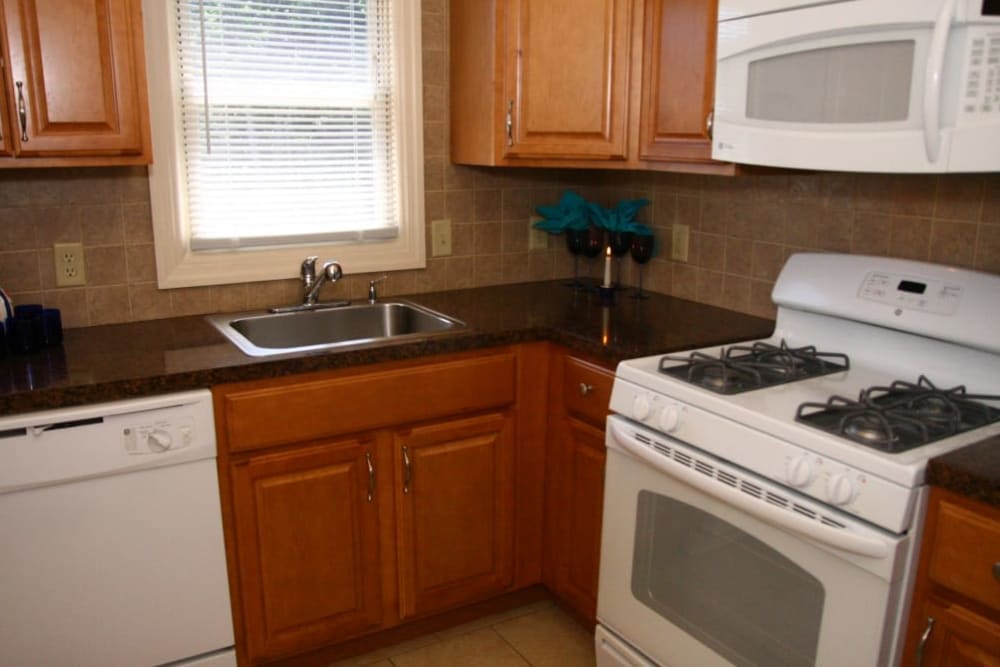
[{"left": 598, "top": 416, "right": 914, "bottom": 667}]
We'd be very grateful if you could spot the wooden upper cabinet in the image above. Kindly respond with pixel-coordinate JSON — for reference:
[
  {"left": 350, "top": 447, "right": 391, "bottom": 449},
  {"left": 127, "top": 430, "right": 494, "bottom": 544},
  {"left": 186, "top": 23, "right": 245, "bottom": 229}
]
[
  {"left": 450, "top": 0, "right": 730, "bottom": 173},
  {"left": 395, "top": 412, "right": 515, "bottom": 620},
  {"left": 1, "top": 0, "right": 150, "bottom": 161},
  {"left": 503, "top": 0, "right": 631, "bottom": 160},
  {"left": 637, "top": 0, "right": 718, "bottom": 163}
]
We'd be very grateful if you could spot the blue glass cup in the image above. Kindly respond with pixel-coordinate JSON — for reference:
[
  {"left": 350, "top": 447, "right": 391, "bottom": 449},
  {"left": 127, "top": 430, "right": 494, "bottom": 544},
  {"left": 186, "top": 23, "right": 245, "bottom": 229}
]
[{"left": 42, "top": 308, "right": 63, "bottom": 346}]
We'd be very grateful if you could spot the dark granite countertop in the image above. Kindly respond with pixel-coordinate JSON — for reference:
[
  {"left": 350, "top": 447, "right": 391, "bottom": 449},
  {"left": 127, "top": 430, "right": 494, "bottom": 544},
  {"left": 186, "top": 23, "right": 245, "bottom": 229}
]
[
  {"left": 0, "top": 281, "right": 774, "bottom": 416},
  {"left": 927, "top": 435, "right": 1000, "bottom": 507}
]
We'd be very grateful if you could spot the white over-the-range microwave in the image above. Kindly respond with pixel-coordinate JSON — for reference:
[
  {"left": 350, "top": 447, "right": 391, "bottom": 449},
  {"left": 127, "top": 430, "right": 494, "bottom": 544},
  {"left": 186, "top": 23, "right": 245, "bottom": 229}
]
[{"left": 712, "top": 0, "right": 1000, "bottom": 173}]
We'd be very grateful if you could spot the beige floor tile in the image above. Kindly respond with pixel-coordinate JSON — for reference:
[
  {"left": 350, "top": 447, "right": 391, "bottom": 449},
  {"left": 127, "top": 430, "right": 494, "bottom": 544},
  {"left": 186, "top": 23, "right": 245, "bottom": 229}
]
[
  {"left": 494, "top": 606, "right": 596, "bottom": 667},
  {"left": 327, "top": 636, "right": 439, "bottom": 667},
  {"left": 390, "top": 628, "right": 529, "bottom": 667},
  {"left": 433, "top": 599, "right": 556, "bottom": 641}
]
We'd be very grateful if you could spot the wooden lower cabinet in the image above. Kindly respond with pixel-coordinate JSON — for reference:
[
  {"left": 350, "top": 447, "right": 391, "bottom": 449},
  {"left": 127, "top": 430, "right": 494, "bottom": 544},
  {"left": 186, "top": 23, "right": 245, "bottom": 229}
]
[
  {"left": 544, "top": 354, "right": 614, "bottom": 626},
  {"left": 396, "top": 412, "right": 515, "bottom": 619},
  {"left": 903, "top": 487, "right": 1000, "bottom": 666},
  {"left": 230, "top": 437, "right": 384, "bottom": 660},
  {"left": 215, "top": 347, "right": 546, "bottom": 664},
  {"left": 551, "top": 417, "right": 606, "bottom": 623}
]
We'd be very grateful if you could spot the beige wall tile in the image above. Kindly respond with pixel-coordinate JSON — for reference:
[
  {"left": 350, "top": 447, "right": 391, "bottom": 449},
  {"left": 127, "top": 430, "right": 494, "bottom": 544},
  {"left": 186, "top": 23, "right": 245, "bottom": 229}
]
[
  {"left": 87, "top": 285, "right": 131, "bottom": 325},
  {"left": 888, "top": 216, "right": 932, "bottom": 260},
  {"left": 0, "top": 251, "right": 41, "bottom": 291},
  {"left": 84, "top": 246, "right": 127, "bottom": 286},
  {"left": 79, "top": 204, "right": 124, "bottom": 246},
  {"left": 929, "top": 221, "right": 977, "bottom": 269}
]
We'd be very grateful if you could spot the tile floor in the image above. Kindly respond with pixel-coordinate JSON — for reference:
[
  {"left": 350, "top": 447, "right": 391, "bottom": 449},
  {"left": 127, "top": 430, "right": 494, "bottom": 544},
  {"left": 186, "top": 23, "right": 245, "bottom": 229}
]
[{"left": 328, "top": 601, "right": 597, "bottom": 667}]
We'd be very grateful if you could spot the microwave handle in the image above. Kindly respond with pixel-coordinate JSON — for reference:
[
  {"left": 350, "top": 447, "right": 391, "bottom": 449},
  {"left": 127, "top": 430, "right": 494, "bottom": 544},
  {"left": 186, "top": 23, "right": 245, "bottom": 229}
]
[
  {"left": 924, "top": 0, "right": 957, "bottom": 162},
  {"left": 608, "top": 420, "right": 890, "bottom": 559}
]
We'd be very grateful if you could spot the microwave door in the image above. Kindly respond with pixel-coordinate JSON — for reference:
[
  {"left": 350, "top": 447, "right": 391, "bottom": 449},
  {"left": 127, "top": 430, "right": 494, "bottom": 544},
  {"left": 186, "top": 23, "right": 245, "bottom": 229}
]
[{"left": 713, "top": 1, "right": 953, "bottom": 172}]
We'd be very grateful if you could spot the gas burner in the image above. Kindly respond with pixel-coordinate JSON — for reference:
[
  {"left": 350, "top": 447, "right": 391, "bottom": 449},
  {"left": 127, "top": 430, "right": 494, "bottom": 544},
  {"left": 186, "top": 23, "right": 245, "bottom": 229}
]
[
  {"left": 796, "top": 375, "right": 1000, "bottom": 452},
  {"left": 658, "top": 340, "right": 850, "bottom": 394}
]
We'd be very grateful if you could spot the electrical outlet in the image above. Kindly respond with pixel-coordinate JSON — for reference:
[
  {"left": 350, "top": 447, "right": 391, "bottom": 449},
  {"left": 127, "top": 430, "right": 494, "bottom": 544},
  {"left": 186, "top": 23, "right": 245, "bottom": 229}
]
[
  {"left": 671, "top": 224, "right": 690, "bottom": 262},
  {"left": 431, "top": 219, "right": 452, "bottom": 257},
  {"left": 54, "top": 242, "right": 87, "bottom": 287},
  {"left": 528, "top": 216, "right": 548, "bottom": 250}
]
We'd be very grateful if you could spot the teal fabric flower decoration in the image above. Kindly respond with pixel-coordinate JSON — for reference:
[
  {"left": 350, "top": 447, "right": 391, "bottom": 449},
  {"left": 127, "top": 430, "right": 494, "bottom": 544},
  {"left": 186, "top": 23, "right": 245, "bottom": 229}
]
[
  {"left": 588, "top": 198, "right": 650, "bottom": 234},
  {"left": 533, "top": 190, "right": 591, "bottom": 233}
]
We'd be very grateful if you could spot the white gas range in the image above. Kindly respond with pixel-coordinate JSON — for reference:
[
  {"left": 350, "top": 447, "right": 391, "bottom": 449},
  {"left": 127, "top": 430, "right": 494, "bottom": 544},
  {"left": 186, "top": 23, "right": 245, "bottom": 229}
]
[{"left": 596, "top": 253, "right": 1000, "bottom": 667}]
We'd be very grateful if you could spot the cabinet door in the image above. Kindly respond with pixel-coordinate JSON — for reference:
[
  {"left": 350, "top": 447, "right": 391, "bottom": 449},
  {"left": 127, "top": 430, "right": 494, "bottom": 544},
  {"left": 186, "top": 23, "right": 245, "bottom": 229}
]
[
  {"left": 503, "top": 0, "right": 632, "bottom": 160},
  {"left": 910, "top": 598, "right": 1000, "bottom": 667},
  {"left": 231, "top": 438, "right": 383, "bottom": 661},
  {"left": 395, "top": 412, "right": 515, "bottom": 619},
  {"left": 2, "top": 0, "right": 147, "bottom": 156},
  {"left": 552, "top": 417, "right": 606, "bottom": 625},
  {"left": 637, "top": 0, "right": 717, "bottom": 162}
]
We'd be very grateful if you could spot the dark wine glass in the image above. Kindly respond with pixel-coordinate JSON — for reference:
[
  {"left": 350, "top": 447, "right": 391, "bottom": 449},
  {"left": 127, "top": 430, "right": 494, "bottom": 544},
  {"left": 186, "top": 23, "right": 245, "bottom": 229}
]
[
  {"left": 564, "top": 228, "right": 587, "bottom": 288},
  {"left": 630, "top": 233, "right": 654, "bottom": 299},
  {"left": 609, "top": 231, "right": 634, "bottom": 288},
  {"left": 582, "top": 226, "right": 605, "bottom": 289}
]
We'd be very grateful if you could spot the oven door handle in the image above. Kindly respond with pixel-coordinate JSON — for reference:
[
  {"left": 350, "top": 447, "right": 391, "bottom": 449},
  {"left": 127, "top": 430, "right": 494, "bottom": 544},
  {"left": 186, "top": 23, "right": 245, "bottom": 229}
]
[{"left": 609, "top": 422, "right": 890, "bottom": 559}]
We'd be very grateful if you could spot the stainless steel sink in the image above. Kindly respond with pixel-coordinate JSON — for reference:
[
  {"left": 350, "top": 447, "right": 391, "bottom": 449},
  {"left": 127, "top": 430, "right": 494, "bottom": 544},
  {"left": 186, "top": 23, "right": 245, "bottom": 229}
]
[{"left": 207, "top": 301, "right": 465, "bottom": 357}]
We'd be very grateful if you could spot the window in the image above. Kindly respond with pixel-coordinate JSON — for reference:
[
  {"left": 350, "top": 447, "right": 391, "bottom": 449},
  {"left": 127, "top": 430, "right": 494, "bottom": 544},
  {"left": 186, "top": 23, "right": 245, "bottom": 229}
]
[{"left": 143, "top": 0, "right": 425, "bottom": 288}]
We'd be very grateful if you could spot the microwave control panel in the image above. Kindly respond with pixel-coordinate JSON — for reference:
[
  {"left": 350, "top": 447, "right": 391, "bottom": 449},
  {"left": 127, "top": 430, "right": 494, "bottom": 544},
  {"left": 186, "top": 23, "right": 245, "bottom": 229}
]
[
  {"left": 858, "top": 271, "right": 962, "bottom": 315},
  {"left": 963, "top": 31, "right": 1000, "bottom": 116}
]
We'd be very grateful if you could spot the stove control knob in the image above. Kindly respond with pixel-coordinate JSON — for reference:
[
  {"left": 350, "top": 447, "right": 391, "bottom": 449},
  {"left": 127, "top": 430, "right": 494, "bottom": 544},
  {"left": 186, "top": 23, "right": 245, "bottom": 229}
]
[
  {"left": 658, "top": 406, "right": 680, "bottom": 433},
  {"left": 786, "top": 456, "right": 814, "bottom": 488},
  {"left": 827, "top": 473, "right": 856, "bottom": 506},
  {"left": 632, "top": 395, "right": 652, "bottom": 421},
  {"left": 147, "top": 429, "right": 173, "bottom": 453}
]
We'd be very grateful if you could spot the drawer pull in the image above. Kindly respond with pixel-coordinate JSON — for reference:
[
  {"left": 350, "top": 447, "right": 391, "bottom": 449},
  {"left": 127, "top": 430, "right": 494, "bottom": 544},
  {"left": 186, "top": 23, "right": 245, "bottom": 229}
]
[
  {"left": 916, "top": 617, "right": 934, "bottom": 667},
  {"left": 365, "top": 451, "right": 375, "bottom": 503},
  {"left": 579, "top": 382, "right": 593, "bottom": 396},
  {"left": 994, "top": 562, "right": 1000, "bottom": 582}
]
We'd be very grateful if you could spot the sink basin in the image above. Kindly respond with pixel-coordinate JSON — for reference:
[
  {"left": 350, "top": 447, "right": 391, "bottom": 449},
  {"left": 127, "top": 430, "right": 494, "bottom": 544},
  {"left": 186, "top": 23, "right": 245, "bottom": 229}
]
[{"left": 207, "top": 301, "right": 465, "bottom": 357}]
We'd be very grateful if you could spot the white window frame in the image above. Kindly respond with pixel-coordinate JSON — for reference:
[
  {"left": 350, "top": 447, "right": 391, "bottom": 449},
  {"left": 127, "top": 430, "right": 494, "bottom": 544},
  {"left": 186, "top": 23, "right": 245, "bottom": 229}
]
[{"left": 142, "top": 0, "right": 426, "bottom": 288}]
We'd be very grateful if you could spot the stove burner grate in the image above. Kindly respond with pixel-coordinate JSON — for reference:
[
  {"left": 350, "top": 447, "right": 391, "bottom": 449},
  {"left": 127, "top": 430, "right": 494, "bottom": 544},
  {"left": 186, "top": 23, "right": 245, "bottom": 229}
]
[
  {"left": 796, "top": 375, "right": 1000, "bottom": 452},
  {"left": 658, "top": 340, "right": 850, "bottom": 394}
]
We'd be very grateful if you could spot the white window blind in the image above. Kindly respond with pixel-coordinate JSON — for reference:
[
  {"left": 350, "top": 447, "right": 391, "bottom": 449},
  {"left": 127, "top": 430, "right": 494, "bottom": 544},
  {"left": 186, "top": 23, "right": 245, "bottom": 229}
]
[{"left": 176, "top": 0, "right": 399, "bottom": 251}]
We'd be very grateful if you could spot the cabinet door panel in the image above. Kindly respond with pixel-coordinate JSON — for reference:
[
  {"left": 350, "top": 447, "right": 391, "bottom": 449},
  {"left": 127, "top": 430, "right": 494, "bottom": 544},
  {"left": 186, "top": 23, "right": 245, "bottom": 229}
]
[
  {"left": 554, "top": 417, "right": 606, "bottom": 624},
  {"left": 232, "top": 439, "right": 383, "bottom": 661},
  {"left": 638, "top": 0, "right": 717, "bottom": 162},
  {"left": 396, "top": 412, "right": 515, "bottom": 619},
  {"left": 914, "top": 598, "right": 1000, "bottom": 667},
  {"left": 2, "top": 0, "right": 146, "bottom": 155},
  {"left": 504, "top": 0, "right": 631, "bottom": 160}
]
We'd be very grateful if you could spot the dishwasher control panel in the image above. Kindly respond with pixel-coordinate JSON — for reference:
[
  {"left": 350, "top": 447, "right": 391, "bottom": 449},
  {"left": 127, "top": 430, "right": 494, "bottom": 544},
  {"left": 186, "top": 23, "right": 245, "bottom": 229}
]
[{"left": 123, "top": 417, "right": 195, "bottom": 454}]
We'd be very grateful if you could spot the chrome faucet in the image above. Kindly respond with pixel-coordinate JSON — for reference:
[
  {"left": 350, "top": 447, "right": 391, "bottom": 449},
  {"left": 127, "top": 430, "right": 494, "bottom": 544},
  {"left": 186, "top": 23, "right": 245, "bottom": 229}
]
[{"left": 300, "top": 256, "right": 344, "bottom": 305}]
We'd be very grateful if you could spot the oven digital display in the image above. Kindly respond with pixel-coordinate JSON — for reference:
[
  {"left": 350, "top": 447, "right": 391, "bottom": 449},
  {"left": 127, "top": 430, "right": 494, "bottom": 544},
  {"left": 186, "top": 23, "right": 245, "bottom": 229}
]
[
  {"left": 984, "top": 0, "right": 1000, "bottom": 16},
  {"left": 898, "top": 280, "right": 927, "bottom": 294}
]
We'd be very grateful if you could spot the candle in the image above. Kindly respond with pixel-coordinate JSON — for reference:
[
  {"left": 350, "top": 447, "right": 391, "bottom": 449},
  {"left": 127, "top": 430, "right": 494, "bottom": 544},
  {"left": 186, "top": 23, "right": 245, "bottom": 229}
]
[{"left": 603, "top": 245, "right": 612, "bottom": 287}]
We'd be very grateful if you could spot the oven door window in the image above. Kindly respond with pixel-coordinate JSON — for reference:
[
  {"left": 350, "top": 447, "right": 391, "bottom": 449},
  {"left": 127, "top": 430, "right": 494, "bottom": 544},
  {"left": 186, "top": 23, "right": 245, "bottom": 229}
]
[{"left": 631, "top": 491, "right": 824, "bottom": 667}]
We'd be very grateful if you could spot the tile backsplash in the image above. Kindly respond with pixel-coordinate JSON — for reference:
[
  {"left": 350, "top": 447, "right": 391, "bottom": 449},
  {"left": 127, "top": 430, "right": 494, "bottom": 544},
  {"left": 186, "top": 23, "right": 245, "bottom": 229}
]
[{"left": 0, "top": 0, "right": 997, "bottom": 327}]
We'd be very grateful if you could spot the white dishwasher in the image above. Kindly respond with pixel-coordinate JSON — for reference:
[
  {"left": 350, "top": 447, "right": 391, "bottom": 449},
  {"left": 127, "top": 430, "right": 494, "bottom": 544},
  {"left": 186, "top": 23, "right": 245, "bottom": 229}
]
[{"left": 0, "top": 389, "right": 235, "bottom": 666}]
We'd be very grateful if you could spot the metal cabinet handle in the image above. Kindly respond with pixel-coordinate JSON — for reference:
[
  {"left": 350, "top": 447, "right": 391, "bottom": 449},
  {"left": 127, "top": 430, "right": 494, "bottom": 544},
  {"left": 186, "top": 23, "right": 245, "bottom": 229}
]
[
  {"left": 579, "top": 382, "right": 593, "bottom": 396},
  {"left": 505, "top": 100, "right": 513, "bottom": 147},
  {"left": 706, "top": 110, "right": 714, "bottom": 140},
  {"left": 915, "top": 617, "right": 935, "bottom": 667},
  {"left": 16, "top": 81, "right": 27, "bottom": 142},
  {"left": 402, "top": 445, "right": 412, "bottom": 494},
  {"left": 365, "top": 451, "right": 375, "bottom": 502}
]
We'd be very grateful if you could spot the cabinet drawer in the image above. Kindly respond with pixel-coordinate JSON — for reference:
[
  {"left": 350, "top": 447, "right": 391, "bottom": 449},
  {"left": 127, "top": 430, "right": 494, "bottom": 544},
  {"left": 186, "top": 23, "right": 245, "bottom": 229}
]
[
  {"left": 563, "top": 357, "right": 613, "bottom": 428},
  {"left": 928, "top": 498, "right": 1000, "bottom": 611},
  {"left": 220, "top": 352, "right": 517, "bottom": 453}
]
